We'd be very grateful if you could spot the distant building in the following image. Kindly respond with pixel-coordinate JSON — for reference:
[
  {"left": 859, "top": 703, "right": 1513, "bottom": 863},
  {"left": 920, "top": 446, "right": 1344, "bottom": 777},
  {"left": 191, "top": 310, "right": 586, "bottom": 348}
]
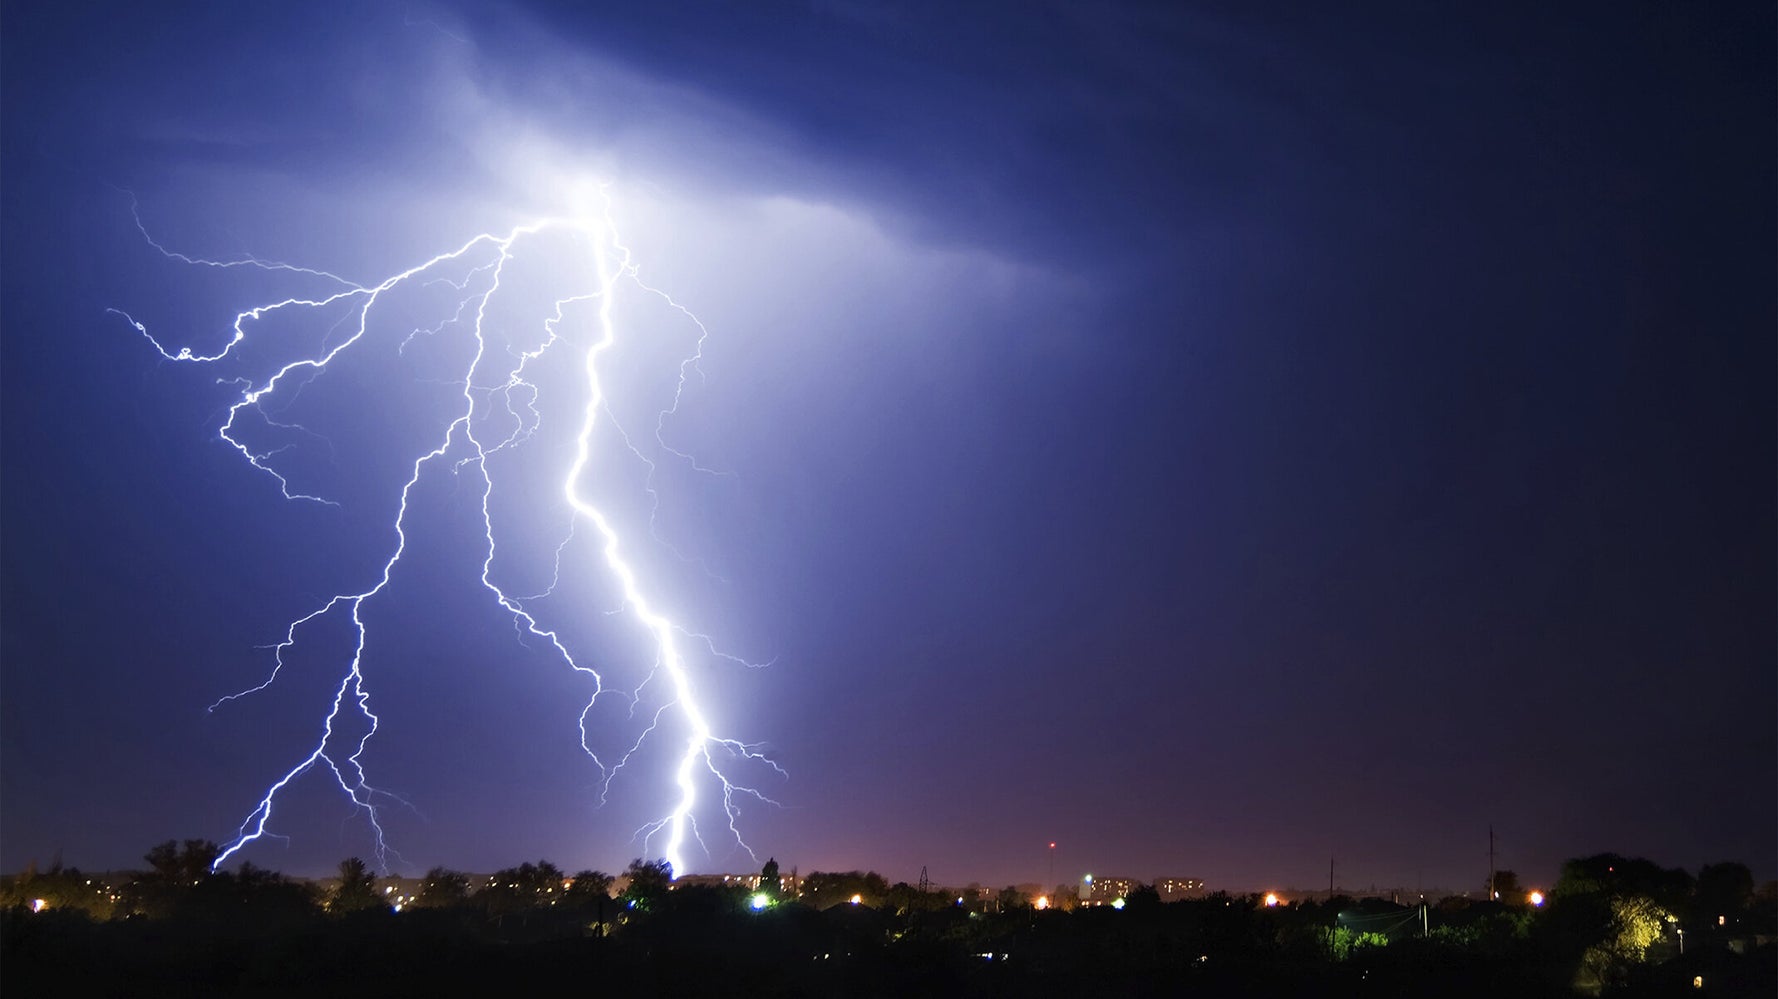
[
  {"left": 1154, "top": 877, "right": 1205, "bottom": 901},
  {"left": 671, "top": 872, "right": 800, "bottom": 895},
  {"left": 1080, "top": 874, "right": 1139, "bottom": 905},
  {"left": 1077, "top": 874, "right": 1203, "bottom": 904}
]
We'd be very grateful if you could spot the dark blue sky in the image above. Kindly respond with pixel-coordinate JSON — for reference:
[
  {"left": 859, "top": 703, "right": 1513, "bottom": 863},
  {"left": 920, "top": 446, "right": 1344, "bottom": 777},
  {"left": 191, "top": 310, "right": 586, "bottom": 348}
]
[{"left": 3, "top": 1, "right": 1772, "bottom": 893}]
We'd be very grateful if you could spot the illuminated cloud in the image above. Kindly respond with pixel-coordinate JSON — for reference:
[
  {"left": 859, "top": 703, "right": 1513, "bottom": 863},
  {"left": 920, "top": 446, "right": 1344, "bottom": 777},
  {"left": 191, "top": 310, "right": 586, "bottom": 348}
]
[{"left": 106, "top": 7, "right": 1057, "bottom": 875}]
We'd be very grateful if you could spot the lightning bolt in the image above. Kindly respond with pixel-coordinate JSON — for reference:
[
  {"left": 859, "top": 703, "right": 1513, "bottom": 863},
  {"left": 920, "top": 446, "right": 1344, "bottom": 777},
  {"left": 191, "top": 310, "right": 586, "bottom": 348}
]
[{"left": 119, "top": 186, "right": 780, "bottom": 876}]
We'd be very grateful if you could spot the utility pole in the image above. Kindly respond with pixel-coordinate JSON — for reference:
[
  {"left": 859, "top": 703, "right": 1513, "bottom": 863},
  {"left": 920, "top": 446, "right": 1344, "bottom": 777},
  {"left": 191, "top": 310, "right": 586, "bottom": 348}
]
[
  {"left": 1487, "top": 825, "right": 1497, "bottom": 900},
  {"left": 1329, "top": 854, "right": 1335, "bottom": 896}
]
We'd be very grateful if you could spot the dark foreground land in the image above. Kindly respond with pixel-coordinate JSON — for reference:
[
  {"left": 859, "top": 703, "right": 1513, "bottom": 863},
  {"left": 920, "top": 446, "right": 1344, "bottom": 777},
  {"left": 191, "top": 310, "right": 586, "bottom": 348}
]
[
  {"left": 4, "top": 851, "right": 1774, "bottom": 997},
  {"left": 7, "top": 895, "right": 1776, "bottom": 998}
]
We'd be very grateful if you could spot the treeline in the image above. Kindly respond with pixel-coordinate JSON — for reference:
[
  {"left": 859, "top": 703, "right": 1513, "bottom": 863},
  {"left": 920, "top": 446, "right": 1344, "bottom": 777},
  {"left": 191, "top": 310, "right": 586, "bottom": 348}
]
[
  {"left": 0, "top": 840, "right": 649, "bottom": 928},
  {"left": 3, "top": 845, "right": 1774, "bottom": 997}
]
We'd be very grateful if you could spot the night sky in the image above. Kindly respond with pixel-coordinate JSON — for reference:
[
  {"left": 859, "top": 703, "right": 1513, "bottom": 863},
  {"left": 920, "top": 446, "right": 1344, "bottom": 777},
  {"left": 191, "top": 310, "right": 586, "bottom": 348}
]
[{"left": 3, "top": 2, "right": 1773, "bottom": 894}]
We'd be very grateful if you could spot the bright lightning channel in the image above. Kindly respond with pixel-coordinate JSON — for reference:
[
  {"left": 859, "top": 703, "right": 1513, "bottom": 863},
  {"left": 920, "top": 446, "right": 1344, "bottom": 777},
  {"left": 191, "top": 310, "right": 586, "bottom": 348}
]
[{"left": 117, "top": 188, "right": 780, "bottom": 877}]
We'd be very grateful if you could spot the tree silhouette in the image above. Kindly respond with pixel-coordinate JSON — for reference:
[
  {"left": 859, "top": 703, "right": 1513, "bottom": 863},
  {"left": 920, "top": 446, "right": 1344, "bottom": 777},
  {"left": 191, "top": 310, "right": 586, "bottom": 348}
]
[
  {"left": 330, "top": 857, "right": 382, "bottom": 913},
  {"left": 1491, "top": 869, "right": 1522, "bottom": 901},
  {"left": 481, "top": 860, "right": 566, "bottom": 914},
  {"left": 621, "top": 858, "right": 672, "bottom": 911},
  {"left": 143, "top": 839, "right": 220, "bottom": 885},
  {"left": 1695, "top": 861, "right": 1754, "bottom": 926},
  {"left": 224, "top": 862, "right": 320, "bottom": 923},
  {"left": 124, "top": 839, "right": 223, "bottom": 916},
  {"left": 413, "top": 867, "right": 470, "bottom": 909},
  {"left": 1125, "top": 883, "right": 1162, "bottom": 911},
  {"left": 143, "top": 841, "right": 180, "bottom": 880},
  {"left": 564, "top": 870, "right": 613, "bottom": 907},
  {"left": 799, "top": 870, "right": 889, "bottom": 909}
]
